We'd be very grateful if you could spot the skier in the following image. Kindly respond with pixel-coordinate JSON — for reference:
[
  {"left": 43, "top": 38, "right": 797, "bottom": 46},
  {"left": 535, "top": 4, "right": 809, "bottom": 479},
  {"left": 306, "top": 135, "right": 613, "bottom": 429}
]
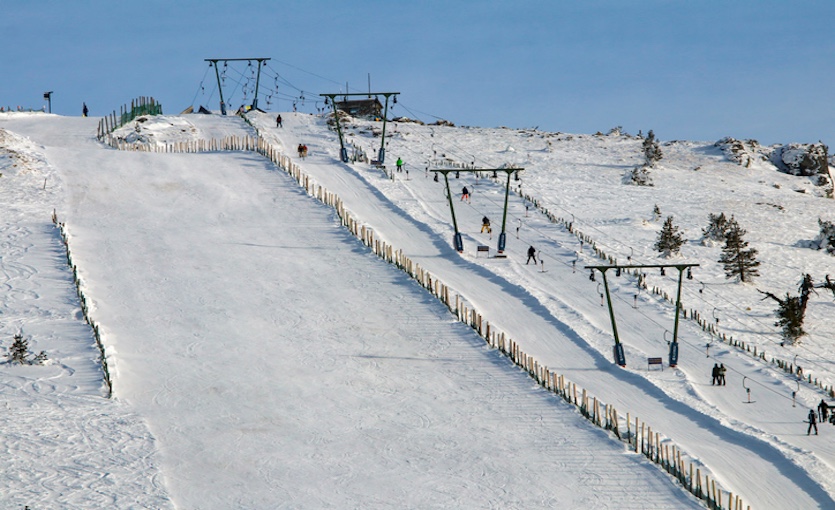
[
  {"left": 718, "top": 363, "right": 727, "bottom": 386},
  {"left": 297, "top": 144, "right": 304, "bottom": 158},
  {"left": 481, "top": 216, "right": 491, "bottom": 234},
  {"left": 82, "top": 102, "right": 89, "bottom": 117},
  {"left": 526, "top": 245, "right": 537, "bottom": 265},
  {"left": 711, "top": 363, "right": 720, "bottom": 386},
  {"left": 818, "top": 399, "right": 829, "bottom": 422},
  {"left": 461, "top": 186, "right": 470, "bottom": 202},
  {"left": 396, "top": 157, "right": 404, "bottom": 172},
  {"left": 276, "top": 114, "right": 283, "bottom": 127},
  {"left": 808, "top": 409, "right": 819, "bottom": 435}
]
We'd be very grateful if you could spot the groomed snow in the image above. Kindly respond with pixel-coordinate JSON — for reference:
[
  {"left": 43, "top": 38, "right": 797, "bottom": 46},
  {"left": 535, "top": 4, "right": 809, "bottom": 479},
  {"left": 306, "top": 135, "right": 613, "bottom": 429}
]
[{"left": 1, "top": 108, "right": 834, "bottom": 508}]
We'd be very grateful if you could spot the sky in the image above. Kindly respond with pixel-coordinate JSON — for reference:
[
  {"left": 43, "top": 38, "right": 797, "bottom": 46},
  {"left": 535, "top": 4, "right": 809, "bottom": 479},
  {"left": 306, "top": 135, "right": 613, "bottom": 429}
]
[{"left": 2, "top": 0, "right": 835, "bottom": 146}]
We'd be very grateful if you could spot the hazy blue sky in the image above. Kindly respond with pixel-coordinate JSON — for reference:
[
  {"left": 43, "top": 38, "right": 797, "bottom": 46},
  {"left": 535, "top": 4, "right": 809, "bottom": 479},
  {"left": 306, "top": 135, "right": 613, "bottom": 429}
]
[{"left": 2, "top": 0, "right": 834, "bottom": 146}]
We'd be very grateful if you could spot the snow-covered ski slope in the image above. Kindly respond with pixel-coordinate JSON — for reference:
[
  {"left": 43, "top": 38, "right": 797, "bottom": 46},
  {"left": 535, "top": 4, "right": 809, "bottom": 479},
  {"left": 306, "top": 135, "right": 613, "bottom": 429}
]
[{"left": 1, "top": 109, "right": 833, "bottom": 508}]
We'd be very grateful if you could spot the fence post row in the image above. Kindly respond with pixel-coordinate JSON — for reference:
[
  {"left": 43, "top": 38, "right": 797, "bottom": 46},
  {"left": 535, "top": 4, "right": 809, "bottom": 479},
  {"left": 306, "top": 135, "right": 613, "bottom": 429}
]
[{"left": 51, "top": 211, "right": 112, "bottom": 398}]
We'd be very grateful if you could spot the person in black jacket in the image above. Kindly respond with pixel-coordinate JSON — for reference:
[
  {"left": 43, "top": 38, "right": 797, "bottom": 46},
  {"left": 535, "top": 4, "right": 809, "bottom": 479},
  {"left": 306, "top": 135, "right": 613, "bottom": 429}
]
[
  {"left": 808, "top": 409, "right": 819, "bottom": 435},
  {"left": 526, "top": 245, "right": 537, "bottom": 265}
]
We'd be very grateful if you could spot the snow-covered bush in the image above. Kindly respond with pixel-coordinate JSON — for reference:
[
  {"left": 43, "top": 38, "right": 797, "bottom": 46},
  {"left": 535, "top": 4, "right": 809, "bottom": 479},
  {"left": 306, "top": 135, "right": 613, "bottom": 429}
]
[
  {"left": 701, "top": 212, "right": 730, "bottom": 246},
  {"left": 392, "top": 117, "right": 425, "bottom": 125},
  {"left": 623, "top": 165, "right": 653, "bottom": 186},
  {"left": 714, "top": 137, "right": 765, "bottom": 167},
  {"left": 811, "top": 219, "right": 835, "bottom": 254}
]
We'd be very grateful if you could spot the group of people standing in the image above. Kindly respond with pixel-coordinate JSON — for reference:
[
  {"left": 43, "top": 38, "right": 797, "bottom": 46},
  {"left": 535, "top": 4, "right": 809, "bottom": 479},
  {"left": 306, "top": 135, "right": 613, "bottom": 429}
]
[
  {"left": 808, "top": 399, "right": 835, "bottom": 435},
  {"left": 711, "top": 363, "right": 727, "bottom": 386},
  {"left": 297, "top": 144, "right": 308, "bottom": 159}
]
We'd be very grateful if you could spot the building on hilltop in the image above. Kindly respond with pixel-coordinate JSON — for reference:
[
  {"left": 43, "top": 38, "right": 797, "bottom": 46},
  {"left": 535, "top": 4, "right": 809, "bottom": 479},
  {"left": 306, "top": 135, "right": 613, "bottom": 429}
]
[{"left": 335, "top": 97, "right": 383, "bottom": 118}]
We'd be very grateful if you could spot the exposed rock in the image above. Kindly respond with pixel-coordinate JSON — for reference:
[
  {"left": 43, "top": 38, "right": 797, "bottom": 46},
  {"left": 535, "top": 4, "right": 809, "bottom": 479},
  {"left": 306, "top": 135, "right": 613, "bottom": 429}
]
[{"left": 770, "top": 143, "right": 829, "bottom": 177}]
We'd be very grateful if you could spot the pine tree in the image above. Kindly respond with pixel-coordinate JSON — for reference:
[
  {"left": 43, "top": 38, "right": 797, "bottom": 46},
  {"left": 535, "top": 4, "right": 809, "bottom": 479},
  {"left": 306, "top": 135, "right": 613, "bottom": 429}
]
[
  {"left": 719, "top": 218, "right": 760, "bottom": 282},
  {"left": 654, "top": 216, "right": 684, "bottom": 257},
  {"left": 643, "top": 130, "right": 663, "bottom": 166},
  {"left": 759, "top": 290, "right": 806, "bottom": 345},
  {"left": 6, "top": 333, "right": 47, "bottom": 365},
  {"left": 8, "top": 334, "right": 29, "bottom": 364},
  {"left": 652, "top": 204, "right": 662, "bottom": 221}
]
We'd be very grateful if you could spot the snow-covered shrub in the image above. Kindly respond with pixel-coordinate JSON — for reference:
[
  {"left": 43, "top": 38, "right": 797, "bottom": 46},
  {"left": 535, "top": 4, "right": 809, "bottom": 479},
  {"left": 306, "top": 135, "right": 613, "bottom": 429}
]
[
  {"left": 701, "top": 212, "right": 730, "bottom": 246},
  {"left": 714, "top": 137, "right": 765, "bottom": 167},
  {"left": 623, "top": 165, "right": 653, "bottom": 186},
  {"left": 811, "top": 219, "right": 835, "bottom": 254},
  {"left": 392, "top": 117, "right": 425, "bottom": 125},
  {"left": 326, "top": 110, "right": 352, "bottom": 127}
]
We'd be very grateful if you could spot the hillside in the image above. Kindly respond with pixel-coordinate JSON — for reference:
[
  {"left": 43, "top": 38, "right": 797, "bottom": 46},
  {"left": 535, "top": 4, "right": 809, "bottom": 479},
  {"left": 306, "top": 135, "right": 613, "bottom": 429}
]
[{"left": 1, "top": 108, "right": 834, "bottom": 508}]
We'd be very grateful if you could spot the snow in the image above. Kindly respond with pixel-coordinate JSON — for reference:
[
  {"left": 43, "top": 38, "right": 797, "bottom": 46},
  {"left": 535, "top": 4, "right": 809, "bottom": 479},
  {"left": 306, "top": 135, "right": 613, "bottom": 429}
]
[{"left": 1, "top": 108, "right": 834, "bottom": 508}]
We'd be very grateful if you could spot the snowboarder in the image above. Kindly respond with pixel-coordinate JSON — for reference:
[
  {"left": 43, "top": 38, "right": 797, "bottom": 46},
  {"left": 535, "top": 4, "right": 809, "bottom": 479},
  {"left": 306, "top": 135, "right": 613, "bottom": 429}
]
[
  {"left": 481, "top": 216, "right": 491, "bottom": 234},
  {"left": 718, "top": 363, "right": 727, "bottom": 386},
  {"left": 396, "top": 157, "right": 404, "bottom": 172},
  {"left": 82, "top": 103, "right": 89, "bottom": 117},
  {"left": 808, "top": 409, "right": 818, "bottom": 435},
  {"left": 819, "top": 399, "right": 829, "bottom": 422},
  {"left": 711, "top": 363, "right": 720, "bottom": 386},
  {"left": 276, "top": 114, "right": 282, "bottom": 127},
  {"left": 461, "top": 186, "right": 470, "bottom": 202},
  {"left": 526, "top": 245, "right": 537, "bottom": 265}
]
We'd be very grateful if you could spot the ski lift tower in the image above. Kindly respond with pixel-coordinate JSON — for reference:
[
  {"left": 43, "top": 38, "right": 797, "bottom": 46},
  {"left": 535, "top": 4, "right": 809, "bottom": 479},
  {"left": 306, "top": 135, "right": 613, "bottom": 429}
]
[
  {"left": 320, "top": 92, "right": 399, "bottom": 163},
  {"left": 586, "top": 263, "right": 699, "bottom": 368},
  {"left": 205, "top": 58, "right": 270, "bottom": 115},
  {"left": 430, "top": 167, "right": 523, "bottom": 255}
]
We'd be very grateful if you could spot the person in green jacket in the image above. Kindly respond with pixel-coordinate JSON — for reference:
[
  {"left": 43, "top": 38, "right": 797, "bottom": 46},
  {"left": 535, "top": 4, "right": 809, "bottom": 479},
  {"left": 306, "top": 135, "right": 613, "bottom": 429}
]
[{"left": 396, "top": 157, "right": 404, "bottom": 172}]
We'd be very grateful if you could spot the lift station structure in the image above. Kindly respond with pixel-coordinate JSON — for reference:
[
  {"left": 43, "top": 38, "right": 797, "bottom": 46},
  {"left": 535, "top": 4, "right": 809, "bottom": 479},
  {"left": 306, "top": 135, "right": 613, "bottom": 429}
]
[{"left": 321, "top": 92, "right": 399, "bottom": 164}]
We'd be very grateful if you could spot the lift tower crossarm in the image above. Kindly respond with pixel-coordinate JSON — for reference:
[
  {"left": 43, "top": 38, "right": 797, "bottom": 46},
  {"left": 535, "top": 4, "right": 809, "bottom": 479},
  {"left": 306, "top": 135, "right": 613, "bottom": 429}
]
[
  {"left": 585, "top": 263, "right": 699, "bottom": 368},
  {"left": 320, "top": 92, "right": 399, "bottom": 163}
]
